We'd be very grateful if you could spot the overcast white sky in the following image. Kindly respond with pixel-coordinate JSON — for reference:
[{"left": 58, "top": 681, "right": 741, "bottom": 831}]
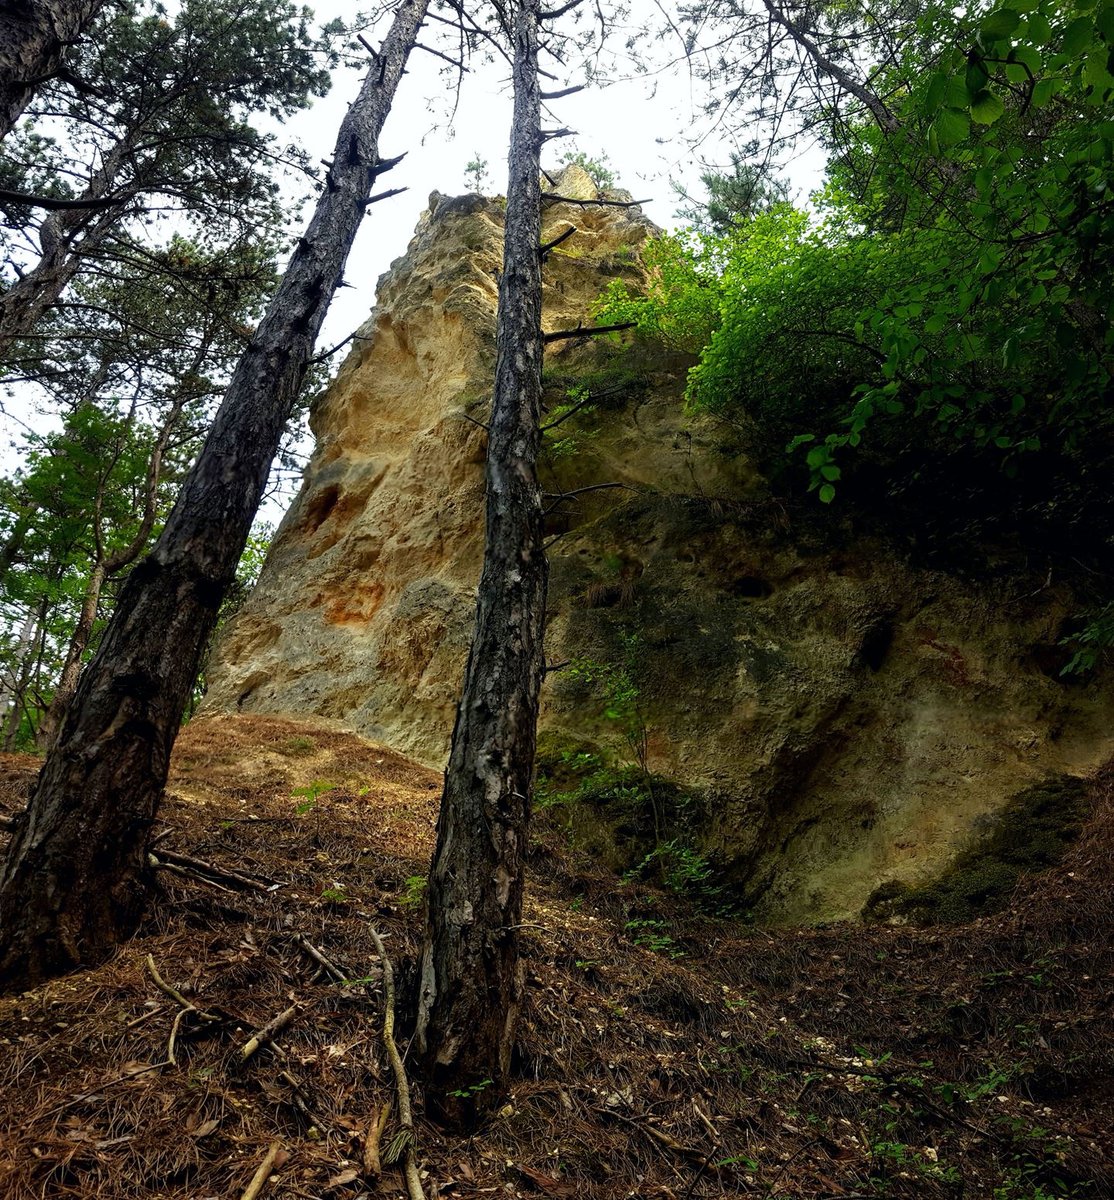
[{"left": 291, "top": 0, "right": 827, "bottom": 349}]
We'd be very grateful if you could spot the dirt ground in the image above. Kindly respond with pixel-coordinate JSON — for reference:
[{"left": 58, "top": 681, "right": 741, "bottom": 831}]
[{"left": 0, "top": 714, "right": 1110, "bottom": 1199}]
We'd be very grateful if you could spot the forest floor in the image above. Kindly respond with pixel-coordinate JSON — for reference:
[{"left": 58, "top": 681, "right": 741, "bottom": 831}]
[{"left": 0, "top": 713, "right": 1110, "bottom": 1200}]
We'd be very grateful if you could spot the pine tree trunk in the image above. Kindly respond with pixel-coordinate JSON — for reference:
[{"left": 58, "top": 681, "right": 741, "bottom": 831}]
[
  {"left": 0, "top": 0, "right": 429, "bottom": 990},
  {"left": 0, "top": 0, "right": 107, "bottom": 141},
  {"left": 416, "top": 0, "right": 546, "bottom": 1128}
]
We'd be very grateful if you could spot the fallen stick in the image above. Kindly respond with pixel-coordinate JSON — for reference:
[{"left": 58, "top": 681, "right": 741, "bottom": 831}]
[
  {"left": 292, "top": 932, "right": 348, "bottom": 983},
  {"left": 363, "top": 1100, "right": 391, "bottom": 1179},
  {"left": 368, "top": 928, "right": 426, "bottom": 1200},
  {"left": 241, "top": 1004, "right": 301, "bottom": 1063},
  {"left": 166, "top": 1006, "right": 190, "bottom": 1066},
  {"left": 151, "top": 848, "right": 276, "bottom": 892},
  {"left": 593, "top": 1107, "right": 736, "bottom": 1180},
  {"left": 150, "top": 855, "right": 234, "bottom": 892},
  {"left": 240, "top": 1141, "right": 284, "bottom": 1200},
  {"left": 145, "top": 955, "right": 222, "bottom": 1021}
]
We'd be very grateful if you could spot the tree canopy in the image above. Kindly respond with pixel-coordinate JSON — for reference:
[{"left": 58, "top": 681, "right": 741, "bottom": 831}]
[{"left": 601, "top": 0, "right": 1113, "bottom": 550}]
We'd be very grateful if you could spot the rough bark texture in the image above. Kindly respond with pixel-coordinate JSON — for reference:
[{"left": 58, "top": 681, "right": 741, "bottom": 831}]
[
  {"left": 0, "top": 0, "right": 429, "bottom": 990},
  {"left": 0, "top": 0, "right": 106, "bottom": 141},
  {"left": 415, "top": 0, "right": 546, "bottom": 1128}
]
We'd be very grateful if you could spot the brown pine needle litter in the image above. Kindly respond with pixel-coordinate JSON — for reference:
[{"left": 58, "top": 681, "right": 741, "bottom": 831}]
[{"left": 0, "top": 714, "right": 1110, "bottom": 1199}]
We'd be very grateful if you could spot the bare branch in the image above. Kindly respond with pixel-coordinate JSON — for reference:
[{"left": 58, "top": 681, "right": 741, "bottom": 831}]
[
  {"left": 543, "top": 321, "right": 635, "bottom": 343},
  {"left": 365, "top": 186, "right": 408, "bottom": 205},
  {"left": 539, "top": 84, "right": 585, "bottom": 99},
  {"left": 539, "top": 0, "right": 583, "bottom": 18},
  {"left": 0, "top": 188, "right": 129, "bottom": 212},
  {"left": 539, "top": 225, "right": 576, "bottom": 256},
  {"left": 414, "top": 41, "right": 468, "bottom": 70},
  {"left": 541, "top": 193, "right": 650, "bottom": 207}
]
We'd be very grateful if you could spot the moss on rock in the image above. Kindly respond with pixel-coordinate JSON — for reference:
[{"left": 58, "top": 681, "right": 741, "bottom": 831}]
[{"left": 864, "top": 774, "right": 1091, "bottom": 924}]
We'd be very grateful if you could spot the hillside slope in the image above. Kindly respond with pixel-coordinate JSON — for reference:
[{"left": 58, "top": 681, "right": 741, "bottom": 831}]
[{"left": 0, "top": 715, "right": 1110, "bottom": 1199}]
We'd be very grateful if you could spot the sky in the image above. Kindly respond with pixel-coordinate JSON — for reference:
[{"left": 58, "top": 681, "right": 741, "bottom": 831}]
[{"left": 286, "top": 0, "right": 827, "bottom": 351}]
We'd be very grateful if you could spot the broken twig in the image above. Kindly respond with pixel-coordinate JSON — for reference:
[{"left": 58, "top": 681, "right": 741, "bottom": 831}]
[
  {"left": 369, "top": 928, "right": 426, "bottom": 1200},
  {"left": 240, "top": 1003, "right": 301, "bottom": 1063},
  {"left": 239, "top": 1141, "right": 285, "bottom": 1200}
]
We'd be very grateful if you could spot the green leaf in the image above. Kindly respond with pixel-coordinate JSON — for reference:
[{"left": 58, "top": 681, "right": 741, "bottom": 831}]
[
  {"left": 820, "top": 464, "right": 842, "bottom": 481},
  {"left": 1062, "top": 16, "right": 1093, "bottom": 57},
  {"left": 1026, "top": 12, "right": 1052, "bottom": 43},
  {"left": 819, "top": 483, "right": 836, "bottom": 504},
  {"left": 982, "top": 7, "right": 1021, "bottom": 39},
  {"left": 1083, "top": 47, "right": 1113, "bottom": 91},
  {"left": 970, "top": 88, "right": 1006, "bottom": 123},
  {"left": 1099, "top": 4, "right": 1114, "bottom": 40},
  {"left": 1008, "top": 43, "right": 1041, "bottom": 73},
  {"left": 933, "top": 107, "right": 971, "bottom": 146},
  {"left": 966, "top": 54, "right": 990, "bottom": 96},
  {"left": 924, "top": 70, "right": 949, "bottom": 113}
]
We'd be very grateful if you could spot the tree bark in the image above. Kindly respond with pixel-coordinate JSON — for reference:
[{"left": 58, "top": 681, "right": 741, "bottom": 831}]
[
  {"left": 0, "top": 0, "right": 107, "bottom": 141},
  {"left": 0, "top": 0, "right": 430, "bottom": 990},
  {"left": 35, "top": 558, "right": 104, "bottom": 750},
  {"left": 415, "top": 0, "right": 547, "bottom": 1129}
]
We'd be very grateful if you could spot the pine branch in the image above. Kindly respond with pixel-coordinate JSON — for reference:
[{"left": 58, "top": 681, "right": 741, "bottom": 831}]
[{"left": 542, "top": 321, "right": 635, "bottom": 343}]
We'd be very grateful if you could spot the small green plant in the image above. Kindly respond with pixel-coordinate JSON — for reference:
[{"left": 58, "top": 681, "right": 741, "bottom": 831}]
[
  {"left": 291, "top": 778, "right": 335, "bottom": 815},
  {"left": 320, "top": 886, "right": 347, "bottom": 904},
  {"left": 282, "top": 735, "right": 317, "bottom": 757},
  {"left": 398, "top": 874, "right": 427, "bottom": 908},
  {"left": 448, "top": 1077, "right": 493, "bottom": 1100},
  {"left": 542, "top": 382, "right": 598, "bottom": 460},
  {"left": 1060, "top": 602, "right": 1114, "bottom": 675},
  {"left": 558, "top": 147, "right": 616, "bottom": 190},
  {"left": 624, "top": 838, "right": 716, "bottom": 897},
  {"left": 624, "top": 917, "right": 684, "bottom": 958},
  {"left": 464, "top": 152, "right": 489, "bottom": 192}
]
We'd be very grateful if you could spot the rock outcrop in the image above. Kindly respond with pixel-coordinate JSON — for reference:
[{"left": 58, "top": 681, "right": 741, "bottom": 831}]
[{"left": 204, "top": 166, "right": 1114, "bottom": 922}]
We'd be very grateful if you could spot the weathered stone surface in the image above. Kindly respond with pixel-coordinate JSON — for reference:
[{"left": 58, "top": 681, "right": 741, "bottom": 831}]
[{"left": 205, "top": 168, "right": 1114, "bottom": 922}]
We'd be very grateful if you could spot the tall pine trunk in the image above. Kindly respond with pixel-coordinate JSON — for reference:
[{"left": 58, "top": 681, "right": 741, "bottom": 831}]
[
  {"left": 415, "top": 0, "right": 546, "bottom": 1128},
  {"left": 0, "top": 0, "right": 107, "bottom": 141},
  {"left": 0, "top": 0, "right": 430, "bottom": 990}
]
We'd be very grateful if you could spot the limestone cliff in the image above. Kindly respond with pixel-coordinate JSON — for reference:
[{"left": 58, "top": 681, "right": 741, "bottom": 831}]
[{"left": 204, "top": 166, "right": 1114, "bottom": 922}]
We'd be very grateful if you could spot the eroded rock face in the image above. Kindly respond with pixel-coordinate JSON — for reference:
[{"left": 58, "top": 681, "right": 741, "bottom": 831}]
[{"left": 205, "top": 167, "right": 1114, "bottom": 922}]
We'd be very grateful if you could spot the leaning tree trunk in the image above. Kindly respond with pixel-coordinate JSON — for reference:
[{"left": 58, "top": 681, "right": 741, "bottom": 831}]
[
  {"left": 0, "top": 0, "right": 430, "bottom": 990},
  {"left": 0, "top": 0, "right": 107, "bottom": 141},
  {"left": 415, "top": 0, "right": 546, "bottom": 1128}
]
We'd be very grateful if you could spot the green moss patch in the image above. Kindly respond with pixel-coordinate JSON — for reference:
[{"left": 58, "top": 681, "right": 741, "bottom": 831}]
[
  {"left": 534, "top": 733, "right": 716, "bottom": 900},
  {"left": 864, "top": 774, "right": 1091, "bottom": 925}
]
